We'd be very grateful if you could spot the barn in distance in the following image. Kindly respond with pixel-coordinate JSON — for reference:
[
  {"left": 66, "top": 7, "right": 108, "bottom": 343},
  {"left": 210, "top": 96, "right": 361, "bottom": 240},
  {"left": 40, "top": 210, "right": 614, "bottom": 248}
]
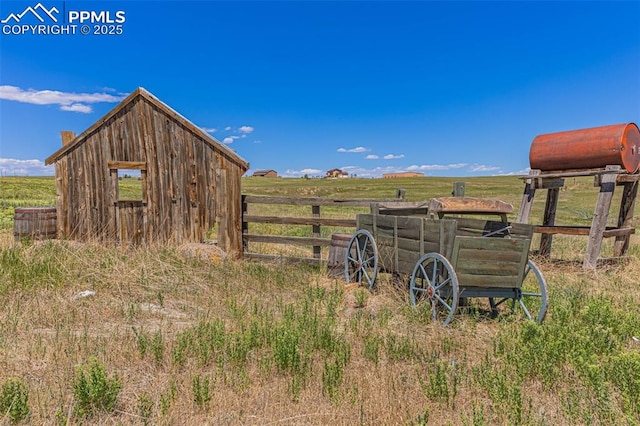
[{"left": 45, "top": 87, "right": 249, "bottom": 257}]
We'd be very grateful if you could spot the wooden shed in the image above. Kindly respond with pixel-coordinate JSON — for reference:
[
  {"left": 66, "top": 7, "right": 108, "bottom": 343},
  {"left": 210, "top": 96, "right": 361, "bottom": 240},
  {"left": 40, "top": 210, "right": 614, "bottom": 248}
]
[
  {"left": 252, "top": 169, "right": 278, "bottom": 178},
  {"left": 382, "top": 172, "right": 424, "bottom": 178},
  {"left": 45, "top": 87, "right": 249, "bottom": 256}
]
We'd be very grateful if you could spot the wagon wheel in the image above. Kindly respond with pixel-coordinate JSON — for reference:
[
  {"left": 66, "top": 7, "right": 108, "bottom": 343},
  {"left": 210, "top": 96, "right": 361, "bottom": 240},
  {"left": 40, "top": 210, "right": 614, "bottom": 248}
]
[
  {"left": 489, "top": 260, "right": 548, "bottom": 323},
  {"left": 344, "top": 229, "right": 379, "bottom": 289},
  {"left": 409, "top": 253, "right": 459, "bottom": 326}
]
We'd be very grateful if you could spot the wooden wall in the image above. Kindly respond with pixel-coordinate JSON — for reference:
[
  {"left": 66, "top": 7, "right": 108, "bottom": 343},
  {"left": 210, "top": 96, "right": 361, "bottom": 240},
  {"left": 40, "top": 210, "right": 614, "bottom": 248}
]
[{"left": 52, "top": 95, "right": 246, "bottom": 256}]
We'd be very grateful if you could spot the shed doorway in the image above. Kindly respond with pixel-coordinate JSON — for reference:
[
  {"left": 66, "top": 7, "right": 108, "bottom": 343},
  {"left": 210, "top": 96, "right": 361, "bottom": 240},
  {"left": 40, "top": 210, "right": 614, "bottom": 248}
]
[{"left": 108, "top": 161, "right": 147, "bottom": 245}]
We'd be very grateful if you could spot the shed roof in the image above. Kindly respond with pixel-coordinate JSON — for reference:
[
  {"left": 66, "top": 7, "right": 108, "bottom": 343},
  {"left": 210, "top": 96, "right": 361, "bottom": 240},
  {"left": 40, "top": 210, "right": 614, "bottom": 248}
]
[{"left": 45, "top": 87, "right": 249, "bottom": 170}]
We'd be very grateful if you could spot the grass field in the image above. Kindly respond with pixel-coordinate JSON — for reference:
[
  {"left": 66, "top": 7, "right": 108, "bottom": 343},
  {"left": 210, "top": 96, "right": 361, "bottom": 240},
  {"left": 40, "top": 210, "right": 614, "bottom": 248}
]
[{"left": 0, "top": 175, "right": 639, "bottom": 425}]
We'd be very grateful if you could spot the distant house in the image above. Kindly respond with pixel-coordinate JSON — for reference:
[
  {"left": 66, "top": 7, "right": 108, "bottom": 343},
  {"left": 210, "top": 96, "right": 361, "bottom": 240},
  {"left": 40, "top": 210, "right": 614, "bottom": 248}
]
[
  {"left": 326, "top": 168, "right": 349, "bottom": 178},
  {"left": 252, "top": 170, "right": 278, "bottom": 178},
  {"left": 382, "top": 172, "right": 424, "bottom": 178}
]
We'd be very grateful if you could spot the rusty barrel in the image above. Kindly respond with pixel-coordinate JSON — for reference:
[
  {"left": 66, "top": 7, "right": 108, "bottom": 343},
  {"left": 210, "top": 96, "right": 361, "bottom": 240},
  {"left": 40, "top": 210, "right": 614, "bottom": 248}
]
[
  {"left": 13, "top": 207, "right": 57, "bottom": 241},
  {"left": 529, "top": 122, "right": 640, "bottom": 173},
  {"left": 327, "top": 233, "right": 352, "bottom": 277}
]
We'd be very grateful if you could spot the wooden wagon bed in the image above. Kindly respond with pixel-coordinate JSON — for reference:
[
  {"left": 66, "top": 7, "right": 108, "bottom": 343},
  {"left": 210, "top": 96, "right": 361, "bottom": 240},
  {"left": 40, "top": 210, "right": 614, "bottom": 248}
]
[{"left": 346, "top": 209, "right": 548, "bottom": 325}]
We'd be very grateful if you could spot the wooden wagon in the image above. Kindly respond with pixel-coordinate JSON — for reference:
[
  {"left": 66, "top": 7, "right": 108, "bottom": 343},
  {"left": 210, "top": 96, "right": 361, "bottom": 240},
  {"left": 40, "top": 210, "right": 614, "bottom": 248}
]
[{"left": 344, "top": 197, "right": 548, "bottom": 325}]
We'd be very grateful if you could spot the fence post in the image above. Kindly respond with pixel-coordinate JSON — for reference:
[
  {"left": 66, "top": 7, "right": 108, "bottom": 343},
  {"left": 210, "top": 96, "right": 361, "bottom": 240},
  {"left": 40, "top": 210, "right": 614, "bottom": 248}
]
[
  {"left": 241, "top": 194, "right": 248, "bottom": 255},
  {"left": 312, "top": 204, "right": 321, "bottom": 259},
  {"left": 452, "top": 182, "right": 466, "bottom": 197}
]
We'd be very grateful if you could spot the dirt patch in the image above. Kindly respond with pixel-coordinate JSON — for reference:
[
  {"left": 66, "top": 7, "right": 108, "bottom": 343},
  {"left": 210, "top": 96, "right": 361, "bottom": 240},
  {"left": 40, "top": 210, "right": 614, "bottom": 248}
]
[{"left": 178, "top": 242, "right": 227, "bottom": 263}]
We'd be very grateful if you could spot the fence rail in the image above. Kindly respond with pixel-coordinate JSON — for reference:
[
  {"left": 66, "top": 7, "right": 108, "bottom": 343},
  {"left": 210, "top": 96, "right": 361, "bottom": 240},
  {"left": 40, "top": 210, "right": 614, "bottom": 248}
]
[{"left": 241, "top": 195, "right": 413, "bottom": 263}]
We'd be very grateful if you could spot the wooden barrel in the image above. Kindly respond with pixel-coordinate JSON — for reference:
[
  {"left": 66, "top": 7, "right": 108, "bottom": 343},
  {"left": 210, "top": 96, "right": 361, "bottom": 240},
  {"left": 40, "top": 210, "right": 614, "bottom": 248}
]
[
  {"left": 13, "top": 207, "right": 57, "bottom": 241},
  {"left": 327, "top": 233, "right": 352, "bottom": 277},
  {"left": 529, "top": 122, "right": 640, "bottom": 173}
]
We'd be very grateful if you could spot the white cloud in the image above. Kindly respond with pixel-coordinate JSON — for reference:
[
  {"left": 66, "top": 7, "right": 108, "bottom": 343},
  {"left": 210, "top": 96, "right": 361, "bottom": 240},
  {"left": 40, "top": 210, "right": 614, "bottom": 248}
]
[
  {"left": 407, "top": 163, "right": 468, "bottom": 171},
  {"left": 383, "top": 154, "right": 405, "bottom": 160},
  {"left": 238, "top": 125, "right": 254, "bottom": 134},
  {"left": 470, "top": 164, "right": 502, "bottom": 172},
  {"left": 201, "top": 127, "right": 217, "bottom": 134},
  {"left": 498, "top": 167, "right": 530, "bottom": 176},
  {"left": 60, "top": 103, "right": 92, "bottom": 113},
  {"left": 281, "top": 168, "right": 323, "bottom": 177},
  {"left": 0, "top": 158, "right": 53, "bottom": 176},
  {"left": 337, "top": 146, "right": 370, "bottom": 153},
  {"left": 365, "top": 154, "right": 379, "bottom": 160},
  {"left": 0, "top": 85, "right": 125, "bottom": 113},
  {"left": 222, "top": 137, "right": 235, "bottom": 144},
  {"left": 254, "top": 140, "right": 262, "bottom": 144},
  {"left": 225, "top": 126, "right": 232, "bottom": 131}
]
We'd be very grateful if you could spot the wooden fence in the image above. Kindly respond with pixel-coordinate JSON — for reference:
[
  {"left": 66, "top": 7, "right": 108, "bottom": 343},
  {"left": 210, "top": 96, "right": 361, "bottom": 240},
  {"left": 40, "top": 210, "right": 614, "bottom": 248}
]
[{"left": 241, "top": 195, "right": 421, "bottom": 263}]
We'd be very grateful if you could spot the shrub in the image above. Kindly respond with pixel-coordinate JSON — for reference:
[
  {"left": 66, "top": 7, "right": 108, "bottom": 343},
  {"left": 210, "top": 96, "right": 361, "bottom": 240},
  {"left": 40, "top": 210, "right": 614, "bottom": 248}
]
[
  {"left": 0, "top": 378, "right": 29, "bottom": 423},
  {"left": 72, "top": 357, "right": 122, "bottom": 417}
]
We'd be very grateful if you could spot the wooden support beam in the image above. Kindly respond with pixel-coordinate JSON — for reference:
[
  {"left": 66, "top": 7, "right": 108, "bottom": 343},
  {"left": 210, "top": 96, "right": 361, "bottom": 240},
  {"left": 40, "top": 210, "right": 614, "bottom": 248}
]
[
  {"left": 60, "top": 131, "right": 76, "bottom": 146},
  {"left": 614, "top": 181, "right": 638, "bottom": 256},
  {"left": 533, "top": 226, "right": 635, "bottom": 237},
  {"left": 616, "top": 173, "right": 640, "bottom": 184},
  {"left": 534, "top": 178, "right": 565, "bottom": 189},
  {"left": 312, "top": 205, "right": 321, "bottom": 259},
  {"left": 539, "top": 188, "right": 560, "bottom": 257},
  {"left": 584, "top": 166, "right": 619, "bottom": 269},
  {"left": 516, "top": 170, "right": 540, "bottom": 224},
  {"left": 107, "top": 161, "right": 147, "bottom": 170}
]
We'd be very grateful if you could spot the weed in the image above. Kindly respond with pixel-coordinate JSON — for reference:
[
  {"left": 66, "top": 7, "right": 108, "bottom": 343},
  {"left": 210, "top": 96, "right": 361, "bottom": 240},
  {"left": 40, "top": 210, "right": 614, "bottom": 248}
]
[
  {"left": 192, "top": 375, "right": 212, "bottom": 409},
  {"left": 411, "top": 407, "right": 430, "bottom": 425},
  {"left": 353, "top": 288, "right": 368, "bottom": 308},
  {"left": 0, "top": 378, "right": 30, "bottom": 423},
  {"left": 151, "top": 330, "right": 164, "bottom": 364},
  {"left": 137, "top": 394, "right": 153, "bottom": 425},
  {"left": 363, "top": 335, "right": 381, "bottom": 364},
  {"left": 159, "top": 380, "right": 177, "bottom": 416},
  {"left": 72, "top": 357, "right": 122, "bottom": 417}
]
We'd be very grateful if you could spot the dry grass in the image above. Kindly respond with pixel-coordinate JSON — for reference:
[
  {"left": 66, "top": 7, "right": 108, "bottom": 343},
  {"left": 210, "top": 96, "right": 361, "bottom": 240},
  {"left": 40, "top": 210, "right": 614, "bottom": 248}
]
[
  {"left": 1, "top": 232, "right": 639, "bottom": 425},
  {"left": 1, "top": 176, "right": 639, "bottom": 425}
]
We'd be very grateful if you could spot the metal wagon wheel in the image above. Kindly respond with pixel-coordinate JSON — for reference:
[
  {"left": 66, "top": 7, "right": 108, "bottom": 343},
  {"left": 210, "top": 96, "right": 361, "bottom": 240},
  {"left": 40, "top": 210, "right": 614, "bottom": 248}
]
[
  {"left": 344, "top": 229, "right": 379, "bottom": 289},
  {"left": 489, "top": 259, "right": 548, "bottom": 323},
  {"left": 409, "top": 253, "right": 459, "bottom": 326}
]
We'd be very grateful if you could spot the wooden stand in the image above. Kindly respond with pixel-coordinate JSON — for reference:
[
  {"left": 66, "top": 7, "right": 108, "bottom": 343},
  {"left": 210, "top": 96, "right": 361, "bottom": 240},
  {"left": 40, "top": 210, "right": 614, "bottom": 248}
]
[{"left": 517, "top": 165, "right": 638, "bottom": 269}]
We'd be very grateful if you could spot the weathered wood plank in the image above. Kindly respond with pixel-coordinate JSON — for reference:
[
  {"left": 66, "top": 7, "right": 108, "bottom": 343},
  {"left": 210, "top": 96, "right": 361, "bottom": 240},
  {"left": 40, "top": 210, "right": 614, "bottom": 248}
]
[
  {"left": 243, "top": 215, "right": 356, "bottom": 227},
  {"left": 456, "top": 248, "right": 523, "bottom": 263},
  {"left": 584, "top": 166, "right": 619, "bottom": 269},
  {"left": 603, "top": 227, "right": 636, "bottom": 238},
  {"left": 453, "top": 236, "right": 528, "bottom": 252},
  {"left": 244, "top": 252, "right": 324, "bottom": 265},
  {"left": 396, "top": 236, "right": 422, "bottom": 253},
  {"left": 455, "top": 260, "right": 521, "bottom": 277},
  {"left": 614, "top": 181, "right": 638, "bottom": 256},
  {"left": 243, "top": 234, "right": 331, "bottom": 246},
  {"left": 517, "top": 169, "right": 540, "bottom": 224},
  {"left": 397, "top": 259, "right": 420, "bottom": 276},
  {"left": 457, "top": 274, "right": 521, "bottom": 288},
  {"left": 518, "top": 168, "right": 626, "bottom": 179},
  {"left": 107, "top": 161, "right": 147, "bottom": 170},
  {"left": 539, "top": 187, "right": 560, "bottom": 257},
  {"left": 429, "top": 197, "right": 514, "bottom": 214},
  {"left": 533, "top": 178, "right": 565, "bottom": 189},
  {"left": 397, "top": 248, "right": 423, "bottom": 267},
  {"left": 378, "top": 207, "right": 429, "bottom": 216},
  {"left": 243, "top": 195, "right": 405, "bottom": 207}
]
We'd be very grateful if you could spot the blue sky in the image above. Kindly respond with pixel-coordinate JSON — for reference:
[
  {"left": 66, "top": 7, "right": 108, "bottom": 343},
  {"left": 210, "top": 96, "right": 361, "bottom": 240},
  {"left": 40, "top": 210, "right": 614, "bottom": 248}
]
[{"left": 0, "top": 1, "right": 638, "bottom": 177}]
